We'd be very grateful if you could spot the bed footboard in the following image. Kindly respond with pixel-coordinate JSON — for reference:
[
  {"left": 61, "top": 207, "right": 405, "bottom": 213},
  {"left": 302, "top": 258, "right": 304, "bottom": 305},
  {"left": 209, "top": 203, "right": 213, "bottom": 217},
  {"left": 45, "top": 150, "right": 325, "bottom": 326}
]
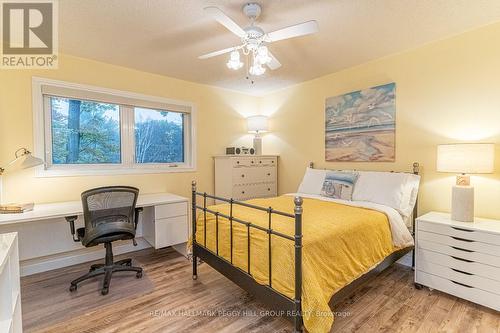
[{"left": 191, "top": 181, "right": 304, "bottom": 332}]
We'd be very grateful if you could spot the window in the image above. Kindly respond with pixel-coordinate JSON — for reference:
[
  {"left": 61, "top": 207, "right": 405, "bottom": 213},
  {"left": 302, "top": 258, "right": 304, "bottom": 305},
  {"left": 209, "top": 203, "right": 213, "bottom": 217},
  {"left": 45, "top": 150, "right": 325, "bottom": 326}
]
[
  {"left": 33, "top": 78, "right": 196, "bottom": 176},
  {"left": 50, "top": 97, "right": 121, "bottom": 164},
  {"left": 134, "top": 107, "right": 184, "bottom": 164}
]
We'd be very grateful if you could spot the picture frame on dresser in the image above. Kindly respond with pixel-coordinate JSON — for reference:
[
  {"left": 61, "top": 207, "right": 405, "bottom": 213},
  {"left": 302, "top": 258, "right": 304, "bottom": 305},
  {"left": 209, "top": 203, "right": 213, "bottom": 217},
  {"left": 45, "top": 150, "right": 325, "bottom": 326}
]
[{"left": 414, "top": 212, "right": 500, "bottom": 311}]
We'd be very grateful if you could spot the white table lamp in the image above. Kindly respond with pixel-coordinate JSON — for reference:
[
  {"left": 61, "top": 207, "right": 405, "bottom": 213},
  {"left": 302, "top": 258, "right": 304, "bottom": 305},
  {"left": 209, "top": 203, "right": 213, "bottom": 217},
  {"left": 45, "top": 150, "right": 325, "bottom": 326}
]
[
  {"left": 0, "top": 148, "right": 44, "bottom": 206},
  {"left": 437, "top": 143, "right": 495, "bottom": 222},
  {"left": 247, "top": 115, "right": 269, "bottom": 155}
]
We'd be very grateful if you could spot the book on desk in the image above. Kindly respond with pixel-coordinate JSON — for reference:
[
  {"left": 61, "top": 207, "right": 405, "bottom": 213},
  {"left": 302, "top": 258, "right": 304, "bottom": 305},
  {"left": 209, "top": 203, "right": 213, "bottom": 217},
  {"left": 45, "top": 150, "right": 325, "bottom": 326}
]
[{"left": 0, "top": 202, "right": 34, "bottom": 214}]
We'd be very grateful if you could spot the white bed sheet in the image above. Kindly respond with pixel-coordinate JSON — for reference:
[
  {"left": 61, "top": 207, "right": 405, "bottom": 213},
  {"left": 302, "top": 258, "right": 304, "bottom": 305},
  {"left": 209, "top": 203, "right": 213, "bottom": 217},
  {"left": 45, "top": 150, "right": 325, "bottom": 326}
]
[{"left": 286, "top": 193, "right": 415, "bottom": 248}]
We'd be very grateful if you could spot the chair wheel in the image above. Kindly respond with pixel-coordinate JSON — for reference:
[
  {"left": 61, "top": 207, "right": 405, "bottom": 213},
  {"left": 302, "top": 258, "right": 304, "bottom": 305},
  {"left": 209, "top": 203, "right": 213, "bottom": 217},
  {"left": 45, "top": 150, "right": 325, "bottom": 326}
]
[
  {"left": 101, "top": 288, "right": 109, "bottom": 295},
  {"left": 69, "top": 284, "right": 77, "bottom": 292},
  {"left": 136, "top": 271, "right": 143, "bottom": 278},
  {"left": 414, "top": 283, "right": 423, "bottom": 290}
]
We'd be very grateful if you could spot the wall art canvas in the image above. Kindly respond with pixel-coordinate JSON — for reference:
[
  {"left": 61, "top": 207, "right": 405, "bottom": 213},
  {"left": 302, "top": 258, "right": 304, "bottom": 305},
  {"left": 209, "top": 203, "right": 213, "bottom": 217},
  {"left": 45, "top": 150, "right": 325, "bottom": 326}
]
[{"left": 325, "top": 82, "right": 396, "bottom": 162}]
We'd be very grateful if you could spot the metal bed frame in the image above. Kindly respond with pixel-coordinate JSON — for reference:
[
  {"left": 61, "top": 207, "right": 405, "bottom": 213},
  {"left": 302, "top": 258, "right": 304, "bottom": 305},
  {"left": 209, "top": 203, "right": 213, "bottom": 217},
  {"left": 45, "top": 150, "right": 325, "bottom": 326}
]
[{"left": 191, "top": 162, "right": 420, "bottom": 333}]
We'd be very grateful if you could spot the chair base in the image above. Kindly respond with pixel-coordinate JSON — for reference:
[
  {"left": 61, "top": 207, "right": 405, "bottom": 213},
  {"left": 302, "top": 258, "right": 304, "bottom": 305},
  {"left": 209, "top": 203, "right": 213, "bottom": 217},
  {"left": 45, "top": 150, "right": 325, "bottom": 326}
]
[{"left": 69, "top": 242, "right": 142, "bottom": 295}]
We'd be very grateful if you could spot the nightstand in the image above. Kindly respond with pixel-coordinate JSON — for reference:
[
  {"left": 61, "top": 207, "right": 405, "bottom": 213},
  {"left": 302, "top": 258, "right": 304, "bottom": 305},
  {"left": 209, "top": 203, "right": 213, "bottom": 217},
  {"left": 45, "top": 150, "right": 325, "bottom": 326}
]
[{"left": 415, "top": 212, "right": 500, "bottom": 311}]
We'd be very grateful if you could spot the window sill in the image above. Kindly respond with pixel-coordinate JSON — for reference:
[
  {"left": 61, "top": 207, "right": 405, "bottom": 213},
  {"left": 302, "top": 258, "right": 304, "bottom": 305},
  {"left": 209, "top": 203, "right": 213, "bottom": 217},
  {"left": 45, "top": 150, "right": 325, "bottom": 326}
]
[{"left": 34, "top": 166, "right": 196, "bottom": 178}]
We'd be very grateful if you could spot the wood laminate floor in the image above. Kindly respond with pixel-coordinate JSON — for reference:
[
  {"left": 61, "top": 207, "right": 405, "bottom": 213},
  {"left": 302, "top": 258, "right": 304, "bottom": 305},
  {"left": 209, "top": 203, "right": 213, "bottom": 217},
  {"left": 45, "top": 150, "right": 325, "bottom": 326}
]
[{"left": 21, "top": 247, "right": 500, "bottom": 333}]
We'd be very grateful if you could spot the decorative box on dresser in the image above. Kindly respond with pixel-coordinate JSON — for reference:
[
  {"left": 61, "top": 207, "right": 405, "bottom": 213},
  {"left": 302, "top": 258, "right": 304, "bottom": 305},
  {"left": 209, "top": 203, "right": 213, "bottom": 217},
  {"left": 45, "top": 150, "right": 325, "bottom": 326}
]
[
  {"left": 415, "top": 212, "right": 500, "bottom": 311},
  {"left": 214, "top": 155, "right": 278, "bottom": 203},
  {"left": 0, "top": 232, "right": 22, "bottom": 333}
]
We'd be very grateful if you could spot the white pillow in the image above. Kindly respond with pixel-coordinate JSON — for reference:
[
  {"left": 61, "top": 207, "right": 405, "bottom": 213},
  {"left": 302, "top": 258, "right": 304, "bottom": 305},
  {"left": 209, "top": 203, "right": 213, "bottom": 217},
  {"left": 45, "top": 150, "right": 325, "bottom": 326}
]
[
  {"left": 352, "top": 171, "right": 420, "bottom": 217},
  {"left": 297, "top": 167, "right": 326, "bottom": 195}
]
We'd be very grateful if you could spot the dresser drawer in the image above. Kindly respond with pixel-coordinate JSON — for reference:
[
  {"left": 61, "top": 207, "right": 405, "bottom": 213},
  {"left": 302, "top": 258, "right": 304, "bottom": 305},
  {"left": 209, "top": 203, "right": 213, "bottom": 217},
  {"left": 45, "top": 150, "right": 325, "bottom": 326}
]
[
  {"left": 232, "top": 183, "right": 277, "bottom": 200},
  {"left": 232, "top": 167, "right": 276, "bottom": 185},
  {"left": 232, "top": 158, "right": 257, "bottom": 167},
  {"left": 155, "top": 202, "right": 188, "bottom": 219},
  {"left": 417, "top": 248, "right": 500, "bottom": 281},
  {"left": 255, "top": 157, "right": 276, "bottom": 166},
  {"left": 418, "top": 230, "right": 500, "bottom": 256},
  {"left": 418, "top": 220, "right": 500, "bottom": 245},
  {"left": 417, "top": 259, "right": 500, "bottom": 295},
  {"left": 418, "top": 239, "right": 500, "bottom": 267},
  {"left": 416, "top": 270, "right": 500, "bottom": 311}
]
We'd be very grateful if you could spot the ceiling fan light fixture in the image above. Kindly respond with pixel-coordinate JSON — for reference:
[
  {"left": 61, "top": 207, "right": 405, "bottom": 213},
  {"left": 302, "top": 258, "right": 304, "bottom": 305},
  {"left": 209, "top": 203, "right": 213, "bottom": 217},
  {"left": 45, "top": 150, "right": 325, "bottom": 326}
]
[
  {"left": 256, "top": 45, "right": 271, "bottom": 64},
  {"left": 249, "top": 63, "right": 266, "bottom": 76},
  {"left": 226, "top": 50, "right": 243, "bottom": 70}
]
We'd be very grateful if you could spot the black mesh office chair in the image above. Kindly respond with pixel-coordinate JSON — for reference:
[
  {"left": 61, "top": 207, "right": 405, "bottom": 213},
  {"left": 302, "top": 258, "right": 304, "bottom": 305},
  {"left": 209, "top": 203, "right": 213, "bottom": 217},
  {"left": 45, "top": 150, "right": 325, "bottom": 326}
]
[{"left": 65, "top": 186, "right": 143, "bottom": 295}]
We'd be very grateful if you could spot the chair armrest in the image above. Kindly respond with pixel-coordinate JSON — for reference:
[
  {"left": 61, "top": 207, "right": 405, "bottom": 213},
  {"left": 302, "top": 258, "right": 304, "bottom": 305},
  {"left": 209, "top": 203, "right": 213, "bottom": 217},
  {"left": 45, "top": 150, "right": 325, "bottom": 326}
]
[
  {"left": 134, "top": 207, "right": 143, "bottom": 230},
  {"left": 65, "top": 215, "right": 80, "bottom": 242}
]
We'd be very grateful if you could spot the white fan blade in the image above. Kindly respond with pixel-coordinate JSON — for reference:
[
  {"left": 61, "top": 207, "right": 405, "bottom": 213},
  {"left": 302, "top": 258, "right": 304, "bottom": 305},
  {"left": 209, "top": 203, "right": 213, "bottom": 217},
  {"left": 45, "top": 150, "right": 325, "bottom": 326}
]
[
  {"left": 267, "top": 51, "right": 281, "bottom": 70},
  {"left": 266, "top": 20, "right": 319, "bottom": 43},
  {"left": 198, "top": 46, "right": 238, "bottom": 59},
  {"left": 205, "top": 7, "right": 246, "bottom": 38}
]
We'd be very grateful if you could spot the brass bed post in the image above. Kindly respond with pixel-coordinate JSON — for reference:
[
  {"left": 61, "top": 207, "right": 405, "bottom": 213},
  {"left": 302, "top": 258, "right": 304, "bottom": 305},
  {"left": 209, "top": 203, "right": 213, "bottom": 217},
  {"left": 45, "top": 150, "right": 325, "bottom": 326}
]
[
  {"left": 293, "top": 196, "right": 304, "bottom": 333},
  {"left": 192, "top": 180, "right": 198, "bottom": 280}
]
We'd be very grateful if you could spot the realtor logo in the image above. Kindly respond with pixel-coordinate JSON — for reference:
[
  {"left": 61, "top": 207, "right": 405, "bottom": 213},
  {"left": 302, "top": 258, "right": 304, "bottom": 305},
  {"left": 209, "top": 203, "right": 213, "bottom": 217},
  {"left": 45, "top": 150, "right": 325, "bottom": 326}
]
[{"left": 1, "top": 0, "right": 58, "bottom": 68}]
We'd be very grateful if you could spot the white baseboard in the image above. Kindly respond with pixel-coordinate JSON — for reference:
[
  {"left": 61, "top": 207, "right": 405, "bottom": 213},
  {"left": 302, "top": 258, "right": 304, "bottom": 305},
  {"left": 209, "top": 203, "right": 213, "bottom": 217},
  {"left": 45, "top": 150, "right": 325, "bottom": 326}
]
[{"left": 20, "top": 237, "right": 152, "bottom": 276}]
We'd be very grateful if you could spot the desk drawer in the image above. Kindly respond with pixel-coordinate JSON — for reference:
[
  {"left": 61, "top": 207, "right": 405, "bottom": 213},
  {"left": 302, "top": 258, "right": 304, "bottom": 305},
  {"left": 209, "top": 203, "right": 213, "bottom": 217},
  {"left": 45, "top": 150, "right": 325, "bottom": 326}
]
[
  {"left": 154, "top": 215, "right": 188, "bottom": 249},
  {"left": 418, "top": 230, "right": 500, "bottom": 256},
  {"left": 417, "top": 239, "right": 500, "bottom": 267},
  {"left": 155, "top": 202, "right": 187, "bottom": 219},
  {"left": 417, "top": 259, "right": 500, "bottom": 295},
  {"left": 417, "top": 248, "right": 500, "bottom": 281},
  {"left": 418, "top": 220, "right": 500, "bottom": 245},
  {"left": 416, "top": 270, "right": 500, "bottom": 311}
]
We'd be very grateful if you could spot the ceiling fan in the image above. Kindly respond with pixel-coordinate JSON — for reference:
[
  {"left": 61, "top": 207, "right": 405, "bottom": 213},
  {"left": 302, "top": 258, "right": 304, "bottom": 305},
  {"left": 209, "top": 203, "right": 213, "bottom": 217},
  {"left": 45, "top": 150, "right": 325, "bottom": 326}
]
[{"left": 199, "top": 3, "right": 319, "bottom": 80}]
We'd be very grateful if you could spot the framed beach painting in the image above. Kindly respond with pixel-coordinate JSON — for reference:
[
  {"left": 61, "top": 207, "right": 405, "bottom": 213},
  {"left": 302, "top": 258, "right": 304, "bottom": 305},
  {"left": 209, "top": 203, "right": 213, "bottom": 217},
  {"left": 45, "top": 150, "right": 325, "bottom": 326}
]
[{"left": 325, "top": 82, "right": 396, "bottom": 162}]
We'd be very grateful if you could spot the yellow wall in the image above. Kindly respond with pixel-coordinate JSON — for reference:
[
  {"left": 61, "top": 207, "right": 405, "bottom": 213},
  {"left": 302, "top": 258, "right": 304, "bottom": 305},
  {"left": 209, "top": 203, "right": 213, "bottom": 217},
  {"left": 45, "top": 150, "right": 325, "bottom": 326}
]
[
  {"left": 2, "top": 22, "right": 500, "bottom": 219},
  {"left": 260, "top": 21, "right": 500, "bottom": 219},
  {"left": 0, "top": 54, "right": 257, "bottom": 203}
]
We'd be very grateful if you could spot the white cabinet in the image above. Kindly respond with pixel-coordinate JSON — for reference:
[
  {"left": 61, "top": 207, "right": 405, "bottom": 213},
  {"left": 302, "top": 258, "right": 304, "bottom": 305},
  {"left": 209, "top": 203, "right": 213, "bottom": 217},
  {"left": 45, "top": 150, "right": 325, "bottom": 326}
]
[
  {"left": 214, "top": 155, "right": 278, "bottom": 203},
  {"left": 142, "top": 200, "right": 189, "bottom": 249},
  {"left": 415, "top": 212, "right": 500, "bottom": 311},
  {"left": 0, "top": 232, "right": 22, "bottom": 333}
]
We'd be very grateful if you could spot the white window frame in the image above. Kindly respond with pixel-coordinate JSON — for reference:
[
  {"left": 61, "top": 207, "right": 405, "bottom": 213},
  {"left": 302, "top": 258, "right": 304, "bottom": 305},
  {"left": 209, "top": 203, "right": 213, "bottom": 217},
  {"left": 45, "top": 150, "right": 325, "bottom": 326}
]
[{"left": 32, "top": 77, "right": 197, "bottom": 177}]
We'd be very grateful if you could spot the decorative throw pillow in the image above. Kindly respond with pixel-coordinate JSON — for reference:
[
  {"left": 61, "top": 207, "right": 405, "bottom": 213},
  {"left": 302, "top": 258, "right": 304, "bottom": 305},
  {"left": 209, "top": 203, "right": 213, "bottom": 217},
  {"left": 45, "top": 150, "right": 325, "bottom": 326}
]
[{"left": 321, "top": 171, "right": 359, "bottom": 200}]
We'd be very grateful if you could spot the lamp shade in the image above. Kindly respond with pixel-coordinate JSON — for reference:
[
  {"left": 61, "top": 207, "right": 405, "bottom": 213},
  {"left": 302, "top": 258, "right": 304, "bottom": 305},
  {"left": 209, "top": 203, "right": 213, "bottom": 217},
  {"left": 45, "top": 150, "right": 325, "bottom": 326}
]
[
  {"left": 437, "top": 143, "right": 495, "bottom": 174},
  {"left": 247, "top": 115, "right": 269, "bottom": 133}
]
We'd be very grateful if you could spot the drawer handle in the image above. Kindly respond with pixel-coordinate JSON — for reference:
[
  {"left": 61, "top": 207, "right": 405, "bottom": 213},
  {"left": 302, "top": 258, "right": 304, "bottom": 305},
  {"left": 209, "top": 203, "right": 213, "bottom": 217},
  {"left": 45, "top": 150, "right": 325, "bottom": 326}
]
[
  {"left": 451, "top": 280, "right": 473, "bottom": 288},
  {"left": 267, "top": 188, "right": 271, "bottom": 191},
  {"left": 451, "top": 256, "right": 474, "bottom": 263},
  {"left": 242, "top": 191, "right": 245, "bottom": 194},
  {"left": 241, "top": 174, "right": 245, "bottom": 178},
  {"left": 251, "top": 161, "right": 254, "bottom": 164},
  {"left": 267, "top": 173, "right": 271, "bottom": 176},
  {"left": 237, "top": 161, "right": 240, "bottom": 164},
  {"left": 451, "top": 246, "right": 474, "bottom": 253},
  {"left": 451, "top": 236, "right": 474, "bottom": 243},
  {"left": 259, "top": 161, "right": 262, "bottom": 163},
  {"left": 451, "top": 268, "right": 473, "bottom": 276},
  {"left": 451, "top": 227, "right": 474, "bottom": 232}
]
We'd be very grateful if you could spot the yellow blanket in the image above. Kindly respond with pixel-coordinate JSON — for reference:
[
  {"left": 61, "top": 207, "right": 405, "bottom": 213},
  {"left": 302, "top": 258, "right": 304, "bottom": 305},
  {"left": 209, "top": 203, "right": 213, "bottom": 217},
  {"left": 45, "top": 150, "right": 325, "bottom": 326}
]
[{"left": 194, "top": 195, "right": 396, "bottom": 333}]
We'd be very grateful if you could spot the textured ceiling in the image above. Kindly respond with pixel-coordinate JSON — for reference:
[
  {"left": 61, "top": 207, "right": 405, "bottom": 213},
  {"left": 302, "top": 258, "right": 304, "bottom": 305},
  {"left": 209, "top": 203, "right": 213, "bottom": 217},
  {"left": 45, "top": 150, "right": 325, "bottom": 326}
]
[{"left": 59, "top": 0, "right": 500, "bottom": 95}]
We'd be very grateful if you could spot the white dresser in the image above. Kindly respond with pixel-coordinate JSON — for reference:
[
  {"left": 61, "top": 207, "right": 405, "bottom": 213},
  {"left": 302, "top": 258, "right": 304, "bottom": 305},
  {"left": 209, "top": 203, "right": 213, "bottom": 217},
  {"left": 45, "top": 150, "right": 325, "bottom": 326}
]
[
  {"left": 0, "top": 232, "right": 22, "bottom": 333},
  {"left": 415, "top": 212, "right": 500, "bottom": 311},
  {"left": 214, "top": 155, "right": 278, "bottom": 203}
]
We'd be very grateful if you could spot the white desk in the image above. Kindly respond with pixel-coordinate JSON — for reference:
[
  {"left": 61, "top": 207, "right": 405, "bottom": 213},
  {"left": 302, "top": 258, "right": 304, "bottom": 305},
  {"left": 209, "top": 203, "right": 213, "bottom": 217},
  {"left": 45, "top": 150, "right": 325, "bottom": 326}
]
[{"left": 0, "top": 193, "right": 189, "bottom": 276}]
